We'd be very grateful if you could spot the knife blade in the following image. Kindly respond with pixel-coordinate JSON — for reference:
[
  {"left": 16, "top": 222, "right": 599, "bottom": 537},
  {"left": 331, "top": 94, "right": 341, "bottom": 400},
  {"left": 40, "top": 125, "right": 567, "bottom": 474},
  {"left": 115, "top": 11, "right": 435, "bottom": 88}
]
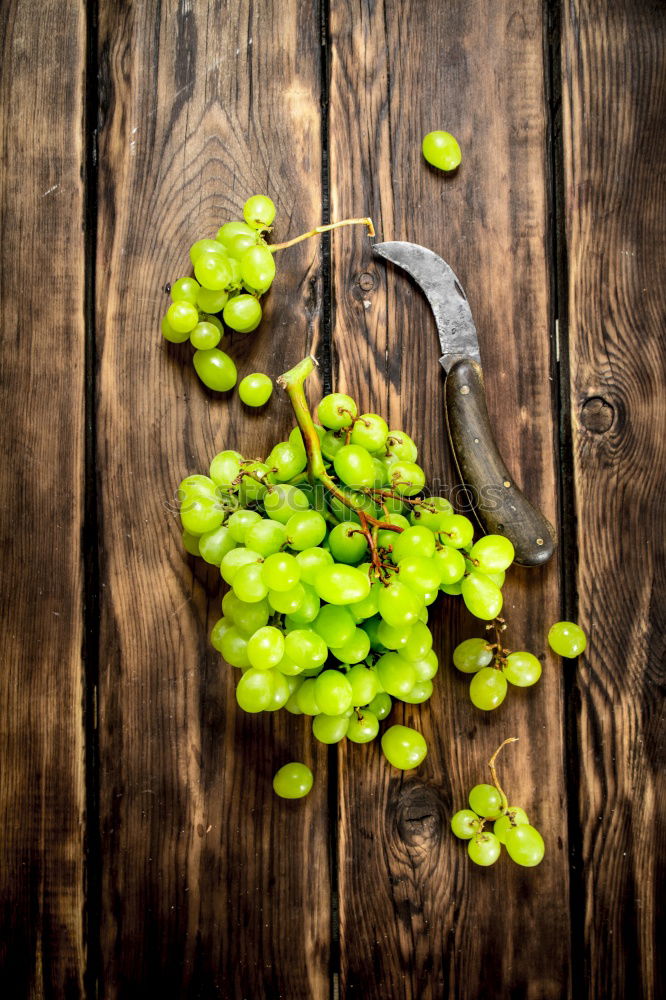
[{"left": 372, "top": 240, "right": 556, "bottom": 567}]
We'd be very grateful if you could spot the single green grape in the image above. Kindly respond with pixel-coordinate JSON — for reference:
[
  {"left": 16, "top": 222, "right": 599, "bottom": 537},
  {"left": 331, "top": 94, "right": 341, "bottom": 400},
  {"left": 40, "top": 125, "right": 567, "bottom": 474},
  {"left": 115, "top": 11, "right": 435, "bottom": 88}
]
[
  {"left": 317, "top": 392, "right": 358, "bottom": 429},
  {"left": 451, "top": 809, "right": 481, "bottom": 840},
  {"left": 236, "top": 667, "right": 274, "bottom": 711},
  {"left": 387, "top": 460, "right": 426, "bottom": 497},
  {"left": 321, "top": 429, "right": 346, "bottom": 461},
  {"left": 345, "top": 664, "right": 378, "bottom": 706},
  {"left": 273, "top": 762, "right": 313, "bottom": 799},
  {"left": 233, "top": 562, "right": 270, "bottom": 603},
  {"left": 295, "top": 678, "right": 321, "bottom": 715},
  {"left": 432, "top": 546, "right": 466, "bottom": 585},
  {"left": 313, "top": 604, "right": 356, "bottom": 647},
  {"left": 375, "top": 652, "right": 416, "bottom": 697},
  {"left": 468, "top": 832, "right": 501, "bottom": 867},
  {"left": 198, "top": 524, "right": 236, "bottom": 565},
  {"left": 377, "top": 581, "right": 422, "bottom": 627},
  {"left": 170, "top": 276, "right": 200, "bottom": 304},
  {"left": 453, "top": 637, "right": 494, "bottom": 673},
  {"left": 261, "top": 551, "right": 301, "bottom": 591},
  {"left": 296, "top": 547, "right": 334, "bottom": 585},
  {"left": 314, "top": 564, "right": 371, "bottom": 605},
  {"left": 328, "top": 521, "right": 368, "bottom": 564},
  {"left": 219, "top": 626, "right": 251, "bottom": 668},
  {"left": 210, "top": 617, "right": 233, "bottom": 652},
  {"left": 189, "top": 320, "right": 222, "bottom": 350},
  {"left": 368, "top": 691, "right": 392, "bottom": 720},
  {"left": 381, "top": 725, "right": 428, "bottom": 769},
  {"left": 286, "top": 510, "right": 327, "bottom": 550},
  {"left": 505, "top": 824, "right": 545, "bottom": 867},
  {"left": 267, "top": 440, "right": 307, "bottom": 481},
  {"left": 422, "top": 130, "right": 462, "bottom": 171},
  {"left": 182, "top": 530, "right": 201, "bottom": 556},
  {"left": 330, "top": 627, "right": 371, "bottom": 665},
  {"left": 263, "top": 484, "right": 310, "bottom": 524},
  {"left": 194, "top": 251, "right": 232, "bottom": 291},
  {"left": 167, "top": 300, "right": 199, "bottom": 334},
  {"left": 193, "top": 348, "right": 237, "bottom": 391},
  {"left": 399, "top": 621, "right": 433, "bottom": 662},
  {"left": 503, "top": 651, "right": 542, "bottom": 687},
  {"left": 238, "top": 372, "right": 273, "bottom": 407},
  {"left": 313, "top": 713, "right": 349, "bottom": 744},
  {"left": 469, "top": 667, "right": 508, "bottom": 710},
  {"left": 209, "top": 449, "right": 242, "bottom": 489},
  {"left": 244, "top": 518, "right": 288, "bottom": 556},
  {"left": 196, "top": 285, "right": 229, "bottom": 313},
  {"left": 223, "top": 294, "right": 262, "bottom": 333},
  {"left": 391, "top": 526, "right": 436, "bottom": 562},
  {"left": 461, "top": 571, "right": 503, "bottom": 621},
  {"left": 385, "top": 430, "right": 418, "bottom": 462},
  {"left": 396, "top": 556, "right": 441, "bottom": 595},
  {"left": 314, "top": 669, "right": 353, "bottom": 715},
  {"left": 227, "top": 508, "right": 262, "bottom": 543},
  {"left": 222, "top": 593, "right": 270, "bottom": 636},
  {"left": 470, "top": 534, "right": 515, "bottom": 572},
  {"left": 468, "top": 783, "right": 504, "bottom": 819},
  {"left": 334, "top": 444, "right": 376, "bottom": 489},
  {"left": 377, "top": 620, "right": 413, "bottom": 650},
  {"left": 240, "top": 245, "right": 276, "bottom": 294},
  {"left": 180, "top": 495, "right": 224, "bottom": 535},
  {"left": 178, "top": 474, "right": 217, "bottom": 500},
  {"left": 243, "top": 194, "right": 276, "bottom": 231},
  {"left": 350, "top": 413, "right": 388, "bottom": 451},
  {"left": 401, "top": 679, "right": 433, "bottom": 704},
  {"left": 189, "top": 237, "right": 226, "bottom": 263},
  {"left": 161, "top": 314, "right": 191, "bottom": 343},
  {"left": 493, "top": 807, "right": 529, "bottom": 845},
  {"left": 216, "top": 220, "right": 256, "bottom": 251},
  {"left": 410, "top": 649, "right": 439, "bottom": 681},
  {"left": 548, "top": 621, "right": 587, "bottom": 657},
  {"left": 247, "top": 625, "right": 285, "bottom": 670},
  {"left": 347, "top": 710, "right": 379, "bottom": 743},
  {"left": 285, "top": 629, "right": 328, "bottom": 672}
]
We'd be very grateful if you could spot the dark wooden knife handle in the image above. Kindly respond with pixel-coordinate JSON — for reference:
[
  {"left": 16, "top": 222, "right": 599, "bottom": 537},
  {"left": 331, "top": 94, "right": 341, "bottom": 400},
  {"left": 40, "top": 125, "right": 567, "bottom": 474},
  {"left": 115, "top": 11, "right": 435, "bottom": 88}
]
[{"left": 444, "top": 357, "right": 556, "bottom": 567}]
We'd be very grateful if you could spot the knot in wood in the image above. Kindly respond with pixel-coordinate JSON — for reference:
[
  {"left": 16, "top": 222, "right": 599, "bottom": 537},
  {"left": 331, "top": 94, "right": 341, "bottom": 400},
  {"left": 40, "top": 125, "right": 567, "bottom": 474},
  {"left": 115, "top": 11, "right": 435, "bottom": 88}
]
[
  {"left": 358, "top": 271, "right": 376, "bottom": 291},
  {"left": 580, "top": 395, "right": 614, "bottom": 433},
  {"left": 394, "top": 782, "right": 444, "bottom": 848}
]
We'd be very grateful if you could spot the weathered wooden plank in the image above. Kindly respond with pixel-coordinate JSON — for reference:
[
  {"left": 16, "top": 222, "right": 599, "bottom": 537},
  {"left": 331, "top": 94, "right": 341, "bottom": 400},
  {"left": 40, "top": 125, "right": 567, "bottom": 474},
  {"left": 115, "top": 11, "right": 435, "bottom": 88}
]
[
  {"left": 0, "top": 0, "right": 87, "bottom": 995},
  {"left": 560, "top": 1, "right": 666, "bottom": 996},
  {"left": 95, "top": 1, "right": 329, "bottom": 995},
  {"left": 329, "top": 1, "right": 570, "bottom": 995}
]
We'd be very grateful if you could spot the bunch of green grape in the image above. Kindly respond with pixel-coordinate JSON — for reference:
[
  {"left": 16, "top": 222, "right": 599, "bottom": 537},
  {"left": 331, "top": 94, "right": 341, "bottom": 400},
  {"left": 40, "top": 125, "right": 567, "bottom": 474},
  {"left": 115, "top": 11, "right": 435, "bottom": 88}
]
[
  {"left": 453, "top": 628, "right": 542, "bottom": 711},
  {"left": 451, "top": 740, "right": 545, "bottom": 867},
  {"left": 161, "top": 195, "right": 277, "bottom": 394},
  {"left": 176, "top": 367, "right": 522, "bottom": 795}
]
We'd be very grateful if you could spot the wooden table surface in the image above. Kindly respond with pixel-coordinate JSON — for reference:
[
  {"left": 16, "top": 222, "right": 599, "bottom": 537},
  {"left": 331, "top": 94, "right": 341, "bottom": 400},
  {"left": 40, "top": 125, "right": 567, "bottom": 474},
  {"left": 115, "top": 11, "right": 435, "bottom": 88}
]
[{"left": 1, "top": 0, "right": 664, "bottom": 997}]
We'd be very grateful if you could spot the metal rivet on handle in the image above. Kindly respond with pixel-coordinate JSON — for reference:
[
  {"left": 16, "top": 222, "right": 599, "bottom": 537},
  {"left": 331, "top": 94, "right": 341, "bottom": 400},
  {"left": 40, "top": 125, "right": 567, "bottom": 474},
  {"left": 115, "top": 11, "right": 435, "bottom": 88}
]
[
  {"left": 460, "top": 385, "right": 470, "bottom": 395},
  {"left": 536, "top": 538, "right": 544, "bottom": 545},
  {"left": 503, "top": 480, "right": 511, "bottom": 488}
]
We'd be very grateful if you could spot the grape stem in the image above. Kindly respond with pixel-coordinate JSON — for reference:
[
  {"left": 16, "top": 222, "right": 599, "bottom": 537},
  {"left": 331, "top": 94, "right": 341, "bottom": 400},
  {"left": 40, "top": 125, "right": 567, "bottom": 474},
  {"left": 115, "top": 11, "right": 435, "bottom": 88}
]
[
  {"left": 269, "top": 217, "right": 375, "bottom": 252},
  {"left": 486, "top": 618, "right": 509, "bottom": 668},
  {"left": 488, "top": 736, "right": 519, "bottom": 815}
]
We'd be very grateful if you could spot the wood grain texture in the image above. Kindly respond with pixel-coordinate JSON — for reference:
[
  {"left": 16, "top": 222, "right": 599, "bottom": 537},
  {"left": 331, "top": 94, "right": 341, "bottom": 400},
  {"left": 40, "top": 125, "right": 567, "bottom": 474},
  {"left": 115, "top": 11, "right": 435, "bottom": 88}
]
[
  {"left": 561, "top": 0, "right": 666, "bottom": 996},
  {"left": 0, "top": 1, "right": 87, "bottom": 995},
  {"left": 328, "top": 1, "right": 570, "bottom": 996},
  {"left": 95, "top": 1, "right": 328, "bottom": 996}
]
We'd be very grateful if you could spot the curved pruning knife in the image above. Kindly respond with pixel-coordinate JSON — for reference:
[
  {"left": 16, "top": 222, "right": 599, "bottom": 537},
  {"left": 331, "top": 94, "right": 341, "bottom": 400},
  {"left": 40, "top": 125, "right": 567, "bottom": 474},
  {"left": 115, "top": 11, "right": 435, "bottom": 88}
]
[{"left": 373, "top": 240, "right": 556, "bottom": 567}]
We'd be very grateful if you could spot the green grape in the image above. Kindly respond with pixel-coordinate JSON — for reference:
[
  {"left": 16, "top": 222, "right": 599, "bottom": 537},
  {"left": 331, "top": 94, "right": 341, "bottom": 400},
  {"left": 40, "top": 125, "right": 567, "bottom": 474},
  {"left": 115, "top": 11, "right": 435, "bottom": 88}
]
[
  {"left": 267, "top": 440, "right": 307, "bottom": 481},
  {"left": 274, "top": 653, "right": 304, "bottom": 677},
  {"left": 410, "top": 496, "right": 453, "bottom": 530},
  {"left": 348, "top": 582, "right": 380, "bottom": 620},
  {"left": 402, "top": 679, "right": 433, "bottom": 704},
  {"left": 286, "top": 511, "right": 327, "bottom": 550},
  {"left": 433, "top": 546, "right": 466, "bottom": 584},
  {"left": 210, "top": 617, "right": 233, "bottom": 652},
  {"left": 284, "top": 584, "right": 320, "bottom": 625},
  {"left": 220, "top": 547, "right": 262, "bottom": 585},
  {"left": 314, "top": 564, "right": 371, "bottom": 605},
  {"left": 461, "top": 571, "right": 503, "bottom": 621},
  {"left": 227, "top": 229, "right": 259, "bottom": 258},
  {"left": 421, "top": 588, "right": 440, "bottom": 606},
  {"left": 385, "top": 430, "right": 418, "bottom": 462},
  {"left": 371, "top": 458, "right": 390, "bottom": 488},
  {"left": 377, "top": 581, "right": 422, "bottom": 627},
  {"left": 189, "top": 321, "right": 222, "bottom": 350},
  {"left": 266, "top": 672, "right": 291, "bottom": 711},
  {"left": 422, "top": 130, "right": 462, "bottom": 171},
  {"left": 261, "top": 551, "right": 300, "bottom": 591},
  {"left": 268, "top": 583, "right": 305, "bottom": 615},
  {"left": 350, "top": 413, "right": 388, "bottom": 451},
  {"left": 328, "top": 522, "right": 368, "bottom": 564},
  {"left": 223, "top": 294, "right": 262, "bottom": 333},
  {"left": 468, "top": 784, "right": 504, "bottom": 819},
  {"left": 285, "top": 629, "right": 328, "bottom": 671},
  {"left": 193, "top": 348, "right": 237, "bottom": 391},
  {"left": 330, "top": 627, "right": 371, "bottom": 665},
  {"left": 321, "top": 429, "right": 346, "bottom": 461},
  {"left": 346, "top": 664, "right": 378, "bottom": 706},
  {"left": 505, "top": 825, "right": 545, "bottom": 867},
  {"left": 441, "top": 581, "right": 463, "bottom": 596},
  {"left": 493, "top": 807, "right": 529, "bottom": 845},
  {"left": 381, "top": 725, "right": 428, "bottom": 769},
  {"left": 313, "top": 604, "right": 356, "bottom": 647},
  {"left": 273, "top": 761, "right": 313, "bottom": 799},
  {"left": 236, "top": 667, "right": 274, "bottom": 711},
  {"left": 222, "top": 593, "right": 270, "bottom": 636},
  {"left": 198, "top": 525, "right": 236, "bottom": 565},
  {"left": 295, "top": 678, "right": 321, "bottom": 715},
  {"left": 243, "top": 194, "right": 276, "bottom": 231},
  {"left": 470, "top": 667, "right": 507, "bottom": 710},
  {"left": 377, "top": 620, "right": 413, "bottom": 650},
  {"left": 347, "top": 710, "right": 379, "bottom": 743},
  {"left": 178, "top": 474, "right": 217, "bottom": 500},
  {"left": 182, "top": 530, "right": 201, "bottom": 556},
  {"left": 238, "top": 372, "right": 273, "bottom": 407},
  {"left": 180, "top": 495, "right": 224, "bottom": 535},
  {"left": 167, "top": 300, "right": 199, "bottom": 334},
  {"left": 162, "top": 314, "right": 193, "bottom": 344},
  {"left": 296, "top": 546, "right": 334, "bottom": 584},
  {"left": 209, "top": 449, "right": 242, "bottom": 489},
  {"left": 313, "top": 713, "right": 349, "bottom": 744},
  {"left": 368, "top": 692, "right": 392, "bottom": 719},
  {"left": 233, "top": 562, "right": 270, "bottom": 603},
  {"left": 317, "top": 393, "right": 358, "bottom": 429},
  {"left": 376, "top": 513, "right": 410, "bottom": 549},
  {"left": 391, "top": 526, "right": 436, "bottom": 562},
  {"left": 239, "top": 461, "right": 270, "bottom": 503},
  {"left": 194, "top": 251, "right": 231, "bottom": 290},
  {"left": 227, "top": 508, "right": 262, "bottom": 543},
  {"left": 387, "top": 460, "right": 426, "bottom": 497},
  {"left": 334, "top": 444, "right": 376, "bottom": 489},
  {"left": 196, "top": 285, "right": 229, "bottom": 313},
  {"left": 468, "top": 832, "right": 501, "bottom": 867},
  {"left": 247, "top": 625, "right": 285, "bottom": 670},
  {"left": 453, "top": 637, "right": 494, "bottom": 673},
  {"left": 284, "top": 690, "right": 303, "bottom": 714},
  {"left": 244, "top": 518, "right": 288, "bottom": 556},
  {"left": 451, "top": 809, "right": 481, "bottom": 839},
  {"left": 548, "top": 621, "right": 587, "bottom": 657},
  {"left": 240, "top": 245, "right": 276, "bottom": 294},
  {"left": 264, "top": 484, "right": 310, "bottom": 524},
  {"left": 437, "top": 513, "right": 474, "bottom": 549},
  {"left": 410, "top": 649, "right": 439, "bottom": 681},
  {"left": 314, "top": 670, "right": 353, "bottom": 715},
  {"left": 170, "top": 276, "right": 200, "bottom": 304},
  {"left": 216, "top": 221, "right": 256, "bottom": 251},
  {"left": 375, "top": 652, "right": 416, "bottom": 697},
  {"left": 189, "top": 237, "right": 226, "bottom": 263},
  {"left": 503, "top": 651, "right": 542, "bottom": 687},
  {"left": 470, "top": 534, "right": 515, "bottom": 572},
  {"left": 396, "top": 556, "right": 441, "bottom": 595},
  {"left": 219, "top": 626, "right": 251, "bottom": 668},
  {"left": 400, "top": 621, "right": 433, "bottom": 662}
]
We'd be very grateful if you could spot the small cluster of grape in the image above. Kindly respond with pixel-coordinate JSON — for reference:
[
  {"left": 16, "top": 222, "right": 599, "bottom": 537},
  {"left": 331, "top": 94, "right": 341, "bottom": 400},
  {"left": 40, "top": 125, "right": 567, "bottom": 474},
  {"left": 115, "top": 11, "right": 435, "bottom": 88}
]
[
  {"left": 451, "top": 739, "right": 545, "bottom": 867},
  {"left": 161, "top": 195, "right": 278, "bottom": 396},
  {"left": 453, "top": 622, "right": 542, "bottom": 711}
]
